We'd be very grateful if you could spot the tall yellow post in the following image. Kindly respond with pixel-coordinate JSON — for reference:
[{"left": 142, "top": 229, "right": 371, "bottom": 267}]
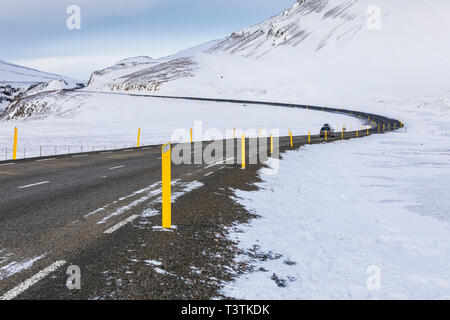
[
  {"left": 289, "top": 129, "right": 293, "bottom": 148},
  {"left": 13, "top": 127, "right": 18, "bottom": 160},
  {"left": 241, "top": 135, "right": 246, "bottom": 169},
  {"left": 233, "top": 128, "right": 235, "bottom": 139},
  {"left": 367, "top": 129, "right": 369, "bottom": 136},
  {"left": 341, "top": 131, "right": 344, "bottom": 140},
  {"left": 161, "top": 143, "right": 171, "bottom": 229},
  {"left": 308, "top": 131, "right": 311, "bottom": 143},
  {"left": 325, "top": 130, "right": 327, "bottom": 141},
  {"left": 137, "top": 128, "right": 141, "bottom": 147},
  {"left": 190, "top": 128, "right": 193, "bottom": 143},
  {"left": 356, "top": 131, "right": 359, "bottom": 137},
  {"left": 259, "top": 128, "right": 262, "bottom": 137}
]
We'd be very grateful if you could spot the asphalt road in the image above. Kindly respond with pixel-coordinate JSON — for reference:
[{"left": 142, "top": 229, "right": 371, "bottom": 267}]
[{"left": 0, "top": 96, "right": 401, "bottom": 300}]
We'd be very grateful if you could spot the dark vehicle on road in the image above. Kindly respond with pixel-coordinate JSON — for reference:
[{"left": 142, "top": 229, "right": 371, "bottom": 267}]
[{"left": 320, "top": 123, "right": 336, "bottom": 138}]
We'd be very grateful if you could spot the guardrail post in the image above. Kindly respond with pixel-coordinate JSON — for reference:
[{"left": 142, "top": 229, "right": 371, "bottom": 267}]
[
  {"left": 162, "top": 142, "right": 171, "bottom": 229},
  {"left": 241, "top": 135, "right": 246, "bottom": 169},
  {"left": 13, "top": 127, "right": 18, "bottom": 160}
]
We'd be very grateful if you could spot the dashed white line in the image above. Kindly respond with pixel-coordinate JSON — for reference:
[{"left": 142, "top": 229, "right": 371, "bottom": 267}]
[
  {"left": 0, "top": 260, "right": 66, "bottom": 300},
  {"left": 109, "top": 165, "right": 125, "bottom": 170},
  {"left": 104, "top": 215, "right": 139, "bottom": 234},
  {"left": 36, "top": 158, "right": 56, "bottom": 162},
  {"left": 18, "top": 181, "right": 50, "bottom": 189},
  {"left": 0, "top": 163, "right": 15, "bottom": 167}
]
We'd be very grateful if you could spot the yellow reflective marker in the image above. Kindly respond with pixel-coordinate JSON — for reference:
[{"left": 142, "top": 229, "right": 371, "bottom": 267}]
[
  {"left": 137, "top": 128, "right": 141, "bottom": 148},
  {"left": 341, "top": 131, "right": 344, "bottom": 140},
  {"left": 241, "top": 135, "right": 246, "bottom": 169},
  {"left": 289, "top": 130, "right": 293, "bottom": 148},
  {"left": 13, "top": 127, "right": 18, "bottom": 160},
  {"left": 161, "top": 142, "right": 171, "bottom": 229},
  {"left": 356, "top": 131, "right": 359, "bottom": 137},
  {"left": 308, "top": 131, "right": 311, "bottom": 143},
  {"left": 270, "top": 134, "right": 273, "bottom": 154},
  {"left": 367, "top": 129, "right": 369, "bottom": 136},
  {"left": 325, "top": 130, "right": 327, "bottom": 141},
  {"left": 190, "top": 128, "right": 193, "bottom": 143}
]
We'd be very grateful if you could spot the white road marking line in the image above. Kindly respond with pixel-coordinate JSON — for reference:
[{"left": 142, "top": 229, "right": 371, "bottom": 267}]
[
  {"left": 0, "top": 163, "right": 15, "bottom": 167},
  {"left": 72, "top": 155, "right": 87, "bottom": 158},
  {"left": 18, "top": 181, "right": 50, "bottom": 189},
  {"left": 109, "top": 165, "right": 125, "bottom": 170},
  {"left": 0, "top": 260, "right": 66, "bottom": 300},
  {"left": 122, "top": 149, "right": 132, "bottom": 152},
  {"left": 101, "top": 152, "right": 112, "bottom": 154},
  {"left": 104, "top": 215, "right": 139, "bottom": 234},
  {"left": 36, "top": 158, "right": 56, "bottom": 162}
]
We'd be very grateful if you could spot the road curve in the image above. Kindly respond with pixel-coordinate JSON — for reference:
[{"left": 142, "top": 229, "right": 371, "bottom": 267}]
[{"left": 0, "top": 95, "right": 402, "bottom": 300}]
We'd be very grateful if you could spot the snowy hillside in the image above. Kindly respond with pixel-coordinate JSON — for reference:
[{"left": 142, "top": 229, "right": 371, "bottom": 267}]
[
  {"left": 77, "top": 0, "right": 450, "bottom": 103},
  {"left": 3, "top": 0, "right": 450, "bottom": 119},
  {"left": 0, "top": 60, "right": 76, "bottom": 86}
]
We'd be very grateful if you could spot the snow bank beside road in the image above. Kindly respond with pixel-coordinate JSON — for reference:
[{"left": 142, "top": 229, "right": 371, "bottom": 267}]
[{"left": 223, "top": 97, "right": 450, "bottom": 300}]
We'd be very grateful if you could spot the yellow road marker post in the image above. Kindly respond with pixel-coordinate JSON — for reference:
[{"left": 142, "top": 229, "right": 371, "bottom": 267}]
[
  {"left": 325, "top": 130, "right": 327, "bottom": 141},
  {"left": 241, "top": 134, "right": 246, "bottom": 169},
  {"left": 233, "top": 128, "right": 235, "bottom": 139},
  {"left": 341, "top": 131, "right": 344, "bottom": 140},
  {"left": 356, "top": 131, "right": 359, "bottom": 137},
  {"left": 367, "top": 129, "right": 369, "bottom": 136},
  {"left": 270, "top": 134, "right": 273, "bottom": 154},
  {"left": 259, "top": 128, "right": 262, "bottom": 137},
  {"left": 161, "top": 143, "right": 172, "bottom": 229},
  {"left": 190, "top": 128, "right": 193, "bottom": 143},
  {"left": 308, "top": 131, "right": 311, "bottom": 143},
  {"left": 289, "top": 129, "right": 293, "bottom": 148},
  {"left": 137, "top": 128, "right": 141, "bottom": 147},
  {"left": 13, "top": 127, "right": 18, "bottom": 160}
]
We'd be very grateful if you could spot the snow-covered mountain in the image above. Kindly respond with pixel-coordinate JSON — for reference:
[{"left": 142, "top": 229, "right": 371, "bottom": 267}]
[
  {"left": 0, "top": 59, "right": 79, "bottom": 112},
  {"left": 3, "top": 0, "right": 450, "bottom": 120},
  {"left": 0, "top": 60, "right": 76, "bottom": 86}
]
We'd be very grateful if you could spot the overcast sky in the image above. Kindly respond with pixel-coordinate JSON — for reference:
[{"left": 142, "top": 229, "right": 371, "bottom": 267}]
[{"left": 1, "top": 0, "right": 296, "bottom": 80}]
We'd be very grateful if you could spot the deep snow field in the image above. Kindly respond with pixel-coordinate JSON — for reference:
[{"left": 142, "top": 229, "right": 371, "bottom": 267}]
[
  {"left": 0, "top": 91, "right": 366, "bottom": 160},
  {"left": 221, "top": 93, "right": 450, "bottom": 299}
]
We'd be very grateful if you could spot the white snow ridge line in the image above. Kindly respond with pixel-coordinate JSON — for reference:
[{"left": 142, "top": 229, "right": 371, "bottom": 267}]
[
  {"left": 104, "top": 215, "right": 139, "bottom": 234},
  {"left": 0, "top": 260, "right": 66, "bottom": 300}
]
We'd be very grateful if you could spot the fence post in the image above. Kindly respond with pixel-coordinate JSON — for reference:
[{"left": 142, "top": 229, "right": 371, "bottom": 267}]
[
  {"left": 13, "top": 127, "right": 18, "bottom": 160},
  {"left": 161, "top": 142, "right": 171, "bottom": 229}
]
